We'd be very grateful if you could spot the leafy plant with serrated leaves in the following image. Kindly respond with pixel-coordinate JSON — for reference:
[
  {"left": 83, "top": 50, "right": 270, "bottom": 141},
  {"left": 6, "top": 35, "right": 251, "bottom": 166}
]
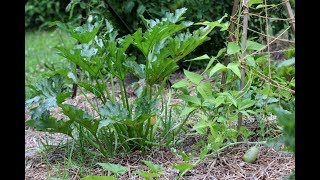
[{"left": 26, "top": 8, "right": 226, "bottom": 157}]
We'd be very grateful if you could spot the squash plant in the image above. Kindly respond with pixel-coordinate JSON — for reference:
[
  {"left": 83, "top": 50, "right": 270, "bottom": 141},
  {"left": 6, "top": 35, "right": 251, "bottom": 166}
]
[{"left": 25, "top": 8, "right": 227, "bottom": 157}]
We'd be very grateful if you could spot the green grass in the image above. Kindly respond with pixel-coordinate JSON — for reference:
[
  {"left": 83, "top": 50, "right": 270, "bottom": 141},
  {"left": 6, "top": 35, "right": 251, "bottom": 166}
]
[{"left": 25, "top": 29, "right": 76, "bottom": 99}]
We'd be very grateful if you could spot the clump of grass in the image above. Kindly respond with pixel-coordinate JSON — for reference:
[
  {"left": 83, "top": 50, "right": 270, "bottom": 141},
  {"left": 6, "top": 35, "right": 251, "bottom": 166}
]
[{"left": 25, "top": 29, "right": 76, "bottom": 99}]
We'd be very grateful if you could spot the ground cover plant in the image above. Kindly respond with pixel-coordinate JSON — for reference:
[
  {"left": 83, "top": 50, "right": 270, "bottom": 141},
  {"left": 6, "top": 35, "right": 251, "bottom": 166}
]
[{"left": 25, "top": 1, "right": 295, "bottom": 179}]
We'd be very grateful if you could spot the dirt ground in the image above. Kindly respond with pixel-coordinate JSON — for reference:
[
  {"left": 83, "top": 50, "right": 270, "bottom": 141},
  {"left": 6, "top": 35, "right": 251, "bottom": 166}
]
[{"left": 25, "top": 72, "right": 295, "bottom": 180}]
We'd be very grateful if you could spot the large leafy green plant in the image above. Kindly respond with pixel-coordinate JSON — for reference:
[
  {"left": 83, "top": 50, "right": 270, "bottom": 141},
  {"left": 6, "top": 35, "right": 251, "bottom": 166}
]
[{"left": 26, "top": 8, "right": 226, "bottom": 157}]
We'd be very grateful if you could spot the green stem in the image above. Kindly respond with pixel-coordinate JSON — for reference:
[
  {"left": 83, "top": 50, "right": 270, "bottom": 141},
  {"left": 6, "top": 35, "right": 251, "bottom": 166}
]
[
  {"left": 94, "top": 78, "right": 107, "bottom": 104},
  {"left": 79, "top": 87, "right": 101, "bottom": 117},
  {"left": 144, "top": 84, "right": 153, "bottom": 142},
  {"left": 119, "top": 79, "right": 130, "bottom": 112},
  {"left": 98, "top": 72, "right": 112, "bottom": 103},
  {"left": 166, "top": 108, "right": 197, "bottom": 146},
  {"left": 110, "top": 74, "right": 116, "bottom": 103}
]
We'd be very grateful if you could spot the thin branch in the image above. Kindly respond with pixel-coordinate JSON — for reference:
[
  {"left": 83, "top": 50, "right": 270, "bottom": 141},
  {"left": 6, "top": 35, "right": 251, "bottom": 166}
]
[
  {"left": 248, "top": 13, "right": 291, "bottom": 21},
  {"left": 254, "top": 69, "right": 295, "bottom": 94},
  {"left": 229, "top": 20, "right": 295, "bottom": 43}
]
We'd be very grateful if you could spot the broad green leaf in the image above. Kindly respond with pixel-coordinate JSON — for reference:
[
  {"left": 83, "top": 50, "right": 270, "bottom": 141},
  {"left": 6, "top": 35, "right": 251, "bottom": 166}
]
[
  {"left": 133, "top": 171, "right": 163, "bottom": 179},
  {"left": 123, "top": 61, "right": 146, "bottom": 79},
  {"left": 71, "top": 22, "right": 101, "bottom": 43},
  {"left": 81, "top": 176, "right": 117, "bottom": 180},
  {"left": 181, "top": 106, "right": 197, "bottom": 116},
  {"left": 184, "top": 54, "right": 210, "bottom": 61},
  {"left": 173, "top": 163, "right": 194, "bottom": 174},
  {"left": 195, "top": 13, "right": 228, "bottom": 29},
  {"left": 179, "top": 95, "right": 202, "bottom": 106},
  {"left": 217, "top": 116, "right": 227, "bottom": 123},
  {"left": 256, "top": 4, "right": 276, "bottom": 9},
  {"left": 59, "top": 104, "right": 98, "bottom": 135},
  {"left": 146, "top": 58, "right": 178, "bottom": 85},
  {"left": 246, "top": 40, "right": 265, "bottom": 51},
  {"left": 249, "top": 0, "right": 263, "bottom": 7},
  {"left": 183, "top": 69, "right": 203, "bottom": 84},
  {"left": 227, "top": 63, "right": 241, "bottom": 79},
  {"left": 227, "top": 42, "right": 241, "bottom": 55},
  {"left": 277, "top": 58, "right": 295, "bottom": 69},
  {"left": 99, "top": 102, "right": 129, "bottom": 123},
  {"left": 141, "top": 160, "right": 165, "bottom": 173},
  {"left": 209, "top": 63, "right": 227, "bottom": 77},
  {"left": 203, "top": 48, "right": 226, "bottom": 73},
  {"left": 255, "top": 56, "right": 268, "bottom": 63},
  {"left": 97, "top": 163, "right": 129, "bottom": 175},
  {"left": 238, "top": 98, "right": 256, "bottom": 110},
  {"left": 193, "top": 118, "right": 210, "bottom": 135},
  {"left": 246, "top": 56, "right": 256, "bottom": 67},
  {"left": 172, "top": 79, "right": 190, "bottom": 88},
  {"left": 197, "top": 82, "right": 213, "bottom": 99},
  {"left": 213, "top": 95, "right": 225, "bottom": 108},
  {"left": 26, "top": 115, "right": 74, "bottom": 137}
]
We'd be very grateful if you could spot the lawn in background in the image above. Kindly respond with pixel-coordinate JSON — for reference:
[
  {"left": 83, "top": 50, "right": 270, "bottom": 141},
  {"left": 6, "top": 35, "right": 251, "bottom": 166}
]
[{"left": 25, "top": 29, "right": 76, "bottom": 99}]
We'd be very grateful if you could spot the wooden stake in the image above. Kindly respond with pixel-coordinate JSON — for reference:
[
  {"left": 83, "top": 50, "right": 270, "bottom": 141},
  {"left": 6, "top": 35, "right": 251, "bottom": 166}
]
[
  {"left": 283, "top": 0, "right": 295, "bottom": 34},
  {"left": 237, "top": 0, "right": 249, "bottom": 131},
  {"left": 220, "top": 0, "right": 240, "bottom": 92}
]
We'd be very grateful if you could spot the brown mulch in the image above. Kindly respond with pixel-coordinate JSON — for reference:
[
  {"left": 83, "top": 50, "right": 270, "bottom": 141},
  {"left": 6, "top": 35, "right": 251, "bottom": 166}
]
[{"left": 25, "top": 72, "right": 294, "bottom": 180}]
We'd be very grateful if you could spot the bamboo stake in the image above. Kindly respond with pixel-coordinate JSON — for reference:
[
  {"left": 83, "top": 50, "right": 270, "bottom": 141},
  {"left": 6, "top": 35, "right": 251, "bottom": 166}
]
[
  {"left": 283, "top": 0, "right": 295, "bottom": 34},
  {"left": 220, "top": 0, "right": 240, "bottom": 92},
  {"left": 237, "top": 0, "right": 249, "bottom": 131}
]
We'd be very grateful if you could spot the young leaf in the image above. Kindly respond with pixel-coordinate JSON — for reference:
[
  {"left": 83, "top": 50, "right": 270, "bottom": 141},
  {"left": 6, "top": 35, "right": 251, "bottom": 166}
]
[
  {"left": 246, "top": 56, "right": 256, "bottom": 67},
  {"left": 248, "top": 0, "right": 263, "bottom": 7},
  {"left": 246, "top": 40, "right": 265, "bottom": 51},
  {"left": 141, "top": 160, "right": 165, "bottom": 173},
  {"left": 193, "top": 119, "right": 210, "bottom": 135},
  {"left": 172, "top": 79, "right": 191, "bottom": 88},
  {"left": 209, "top": 63, "right": 227, "bottom": 77},
  {"left": 178, "top": 151, "right": 191, "bottom": 161},
  {"left": 97, "top": 163, "right": 129, "bottom": 175},
  {"left": 213, "top": 95, "right": 225, "bottom": 108},
  {"left": 173, "top": 163, "right": 194, "bottom": 175},
  {"left": 183, "top": 69, "right": 203, "bottom": 84},
  {"left": 227, "top": 63, "right": 241, "bottom": 79},
  {"left": 81, "top": 176, "right": 117, "bottom": 180},
  {"left": 179, "top": 95, "right": 202, "bottom": 106},
  {"left": 199, "top": 145, "right": 209, "bottom": 160},
  {"left": 238, "top": 98, "right": 256, "bottom": 110},
  {"left": 196, "top": 82, "right": 213, "bottom": 99},
  {"left": 133, "top": 171, "right": 163, "bottom": 179},
  {"left": 184, "top": 54, "right": 210, "bottom": 62},
  {"left": 227, "top": 41, "right": 241, "bottom": 55}
]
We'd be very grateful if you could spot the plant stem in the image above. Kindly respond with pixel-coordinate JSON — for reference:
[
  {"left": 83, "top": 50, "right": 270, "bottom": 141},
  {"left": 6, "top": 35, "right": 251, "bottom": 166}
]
[
  {"left": 79, "top": 87, "right": 101, "bottom": 117},
  {"left": 98, "top": 72, "right": 112, "bottom": 103},
  {"left": 167, "top": 108, "right": 197, "bottom": 145},
  {"left": 109, "top": 74, "right": 116, "bottom": 103},
  {"left": 119, "top": 79, "right": 130, "bottom": 113},
  {"left": 95, "top": 78, "right": 107, "bottom": 104}
]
